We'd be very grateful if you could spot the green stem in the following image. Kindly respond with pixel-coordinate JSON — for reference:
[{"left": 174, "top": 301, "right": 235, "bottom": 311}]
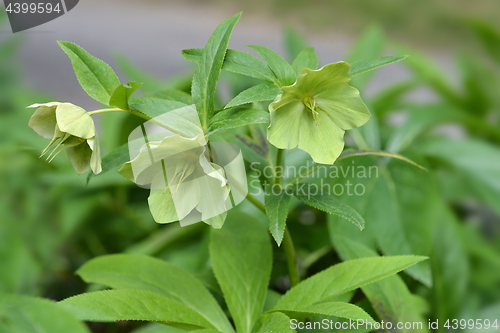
[
  {"left": 283, "top": 227, "right": 300, "bottom": 287},
  {"left": 275, "top": 148, "right": 284, "bottom": 186},
  {"left": 87, "top": 107, "right": 125, "bottom": 116},
  {"left": 245, "top": 192, "right": 300, "bottom": 288}
]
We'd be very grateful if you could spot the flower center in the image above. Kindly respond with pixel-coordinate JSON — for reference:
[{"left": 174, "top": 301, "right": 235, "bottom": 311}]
[{"left": 302, "top": 96, "right": 326, "bottom": 126}]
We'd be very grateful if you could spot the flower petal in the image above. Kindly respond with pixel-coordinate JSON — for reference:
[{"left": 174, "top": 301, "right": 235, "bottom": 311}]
[
  {"left": 316, "top": 83, "right": 371, "bottom": 130},
  {"left": 87, "top": 135, "right": 102, "bottom": 174},
  {"left": 55, "top": 103, "right": 96, "bottom": 139},
  {"left": 28, "top": 105, "right": 58, "bottom": 139},
  {"left": 66, "top": 141, "right": 92, "bottom": 175},
  {"left": 267, "top": 100, "right": 305, "bottom": 150},
  {"left": 148, "top": 177, "right": 179, "bottom": 224},
  {"left": 296, "top": 111, "right": 346, "bottom": 164}
]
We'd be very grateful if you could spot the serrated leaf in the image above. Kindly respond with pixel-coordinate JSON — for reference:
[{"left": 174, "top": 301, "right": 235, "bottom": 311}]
[
  {"left": 271, "top": 301, "right": 374, "bottom": 322},
  {"left": 273, "top": 255, "right": 427, "bottom": 311},
  {"left": 183, "top": 48, "right": 277, "bottom": 83},
  {"left": 294, "top": 192, "right": 365, "bottom": 230},
  {"left": 350, "top": 55, "right": 407, "bottom": 77},
  {"left": 291, "top": 47, "right": 319, "bottom": 75},
  {"left": 0, "top": 294, "right": 90, "bottom": 333},
  {"left": 58, "top": 41, "right": 120, "bottom": 105},
  {"left": 60, "top": 290, "right": 214, "bottom": 330},
  {"left": 248, "top": 45, "right": 296, "bottom": 86},
  {"left": 109, "top": 81, "right": 142, "bottom": 110},
  {"left": 76, "top": 254, "right": 233, "bottom": 333},
  {"left": 208, "top": 108, "right": 269, "bottom": 136},
  {"left": 254, "top": 312, "right": 295, "bottom": 333},
  {"left": 265, "top": 190, "right": 291, "bottom": 246},
  {"left": 192, "top": 13, "right": 241, "bottom": 132},
  {"left": 210, "top": 211, "right": 272, "bottom": 333},
  {"left": 224, "top": 82, "right": 280, "bottom": 109}
]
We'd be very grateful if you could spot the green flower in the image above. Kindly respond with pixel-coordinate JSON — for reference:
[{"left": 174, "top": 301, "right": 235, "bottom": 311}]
[
  {"left": 118, "top": 132, "right": 230, "bottom": 227},
  {"left": 28, "top": 102, "right": 101, "bottom": 175},
  {"left": 267, "top": 62, "right": 371, "bottom": 164}
]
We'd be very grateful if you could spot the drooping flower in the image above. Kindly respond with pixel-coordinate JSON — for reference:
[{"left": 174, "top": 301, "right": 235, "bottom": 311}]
[
  {"left": 28, "top": 102, "right": 101, "bottom": 174},
  {"left": 267, "top": 62, "right": 371, "bottom": 164},
  {"left": 118, "top": 105, "right": 247, "bottom": 228}
]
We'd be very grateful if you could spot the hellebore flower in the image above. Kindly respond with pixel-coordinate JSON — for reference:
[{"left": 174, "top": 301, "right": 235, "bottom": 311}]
[
  {"left": 267, "top": 62, "right": 371, "bottom": 164},
  {"left": 28, "top": 102, "right": 101, "bottom": 175},
  {"left": 118, "top": 105, "right": 245, "bottom": 228}
]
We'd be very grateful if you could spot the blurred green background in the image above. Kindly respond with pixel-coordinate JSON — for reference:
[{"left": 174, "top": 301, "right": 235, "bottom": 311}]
[{"left": 0, "top": 1, "right": 499, "bottom": 332}]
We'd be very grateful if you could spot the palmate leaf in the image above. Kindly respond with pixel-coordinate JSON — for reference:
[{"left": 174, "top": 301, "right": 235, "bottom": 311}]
[
  {"left": 191, "top": 13, "right": 241, "bottom": 131},
  {"left": 75, "top": 254, "right": 234, "bottom": 333},
  {"left": 273, "top": 255, "right": 427, "bottom": 311},
  {"left": 0, "top": 294, "right": 90, "bottom": 333},
  {"left": 60, "top": 290, "right": 213, "bottom": 330},
  {"left": 210, "top": 211, "right": 272, "bottom": 333},
  {"left": 58, "top": 41, "right": 120, "bottom": 105}
]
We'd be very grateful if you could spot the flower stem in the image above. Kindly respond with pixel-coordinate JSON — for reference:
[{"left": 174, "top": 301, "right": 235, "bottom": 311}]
[
  {"left": 275, "top": 148, "right": 284, "bottom": 186},
  {"left": 245, "top": 192, "right": 301, "bottom": 288},
  {"left": 283, "top": 227, "right": 300, "bottom": 287},
  {"left": 87, "top": 108, "right": 125, "bottom": 116}
]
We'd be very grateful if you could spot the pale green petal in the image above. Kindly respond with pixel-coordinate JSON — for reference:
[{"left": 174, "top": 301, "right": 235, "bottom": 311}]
[
  {"left": 297, "top": 111, "right": 346, "bottom": 164},
  {"left": 267, "top": 100, "right": 305, "bottom": 150},
  {"left": 28, "top": 105, "right": 58, "bottom": 139},
  {"left": 87, "top": 135, "right": 102, "bottom": 174},
  {"left": 203, "top": 211, "right": 227, "bottom": 229},
  {"left": 55, "top": 103, "right": 95, "bottom": 139},
  {"left": 66, "top": 141, "right": 92, "bottom": 175},
  {"left": 316, "top": 83, "right": 371, "bottom": 130},
  {"left": 118, "top": 162, "right": 135, "bottom": 182},
  {"left": 27, "top": 102, "right": 61, "bottom": 109},
  {"left": 195, "top": 175, "right": 230, "bottom": 222},
  {"left": 148, "top": 174, "right": 179, "bottom": 224},
  {"left": 296, "top": 62, "right": 351, "bottom": 96}
]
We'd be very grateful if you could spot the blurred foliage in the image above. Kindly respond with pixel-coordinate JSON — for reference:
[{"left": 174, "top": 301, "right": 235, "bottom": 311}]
[{"left": 1, "top": 7, "right": 500, "bottom": 333}]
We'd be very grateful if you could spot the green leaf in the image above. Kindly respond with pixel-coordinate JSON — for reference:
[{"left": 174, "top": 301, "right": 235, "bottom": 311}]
[
  {"left": 224, "top": 82, "right": 280, "bottom": 109},
  {"left": 130, "top": 323, "right": 187, "bottom": 333},
  {"left": 418, "top": 138, "right": 500, "bottom": 216},
  {"left": 346, "top": 25, "right": 385, "bottom": 89},
  {"left": 273, "top": 255, "right": 427, "bottom": 311},
  {"left": 76, "top": 254, "right": 233, "bottom": 333},
  {"left": 87, "top": 142, "right": 129, "bottom": 183},
  {"left": 284, "top": 26, "right": 309, "bottom": 62},
  {"left": 208, "top": 108, "right": 269, "bottom": 136},
  {"left": 254, "top": 312, "right": 296, "bottom": 333},
  {"left": 183, "top": 48, "right": 277, "bottom": 83},
  {"left": 330, "top": 237, "right": 429, "bottom": 332},
  {"left": 350, "top": 55, "right": 408, "bottom": 77},
  {"left": 0, "top": 294, "right": 90, "bottom": 333},
  {"left": 153, "top": 89, "right": 192, "bottom": 105},
  {"left": 291, "top": 47, "right": 319, "bottom": 75},
  {"left": 109, "top": 81, "right": 142, "bottom": 110},
  {"left": 60, "top": 290, "right": 213, "bottom": 330},
  {"left": 210, "top": 211, "right": 272, "bottom": 333},
  {"left": 129, "top": 97, "right": 187, "bottom": 119},
  {"left": 192, "top": 13, "right": 241, "bottom": 131},
  {"left": 248, "top": 45, "right": 296, "bottom": 86},
  {"left": 58, "top": 41, "right": 120, "bottom": 105},
  {"left": 265, "top": 190, "right": 292, "bottom": 246},
  {"left": 271, "top": 301, "right": 374, "bottom": 322},
  {"left": 468, "top": 20, "right": 500, "bottom": 64},
  {"left": 338, "top": 149, "right": 428, "bottom": 171},
  {"left": 294, "top": 192, "right": 365, "bottom": 231}
]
